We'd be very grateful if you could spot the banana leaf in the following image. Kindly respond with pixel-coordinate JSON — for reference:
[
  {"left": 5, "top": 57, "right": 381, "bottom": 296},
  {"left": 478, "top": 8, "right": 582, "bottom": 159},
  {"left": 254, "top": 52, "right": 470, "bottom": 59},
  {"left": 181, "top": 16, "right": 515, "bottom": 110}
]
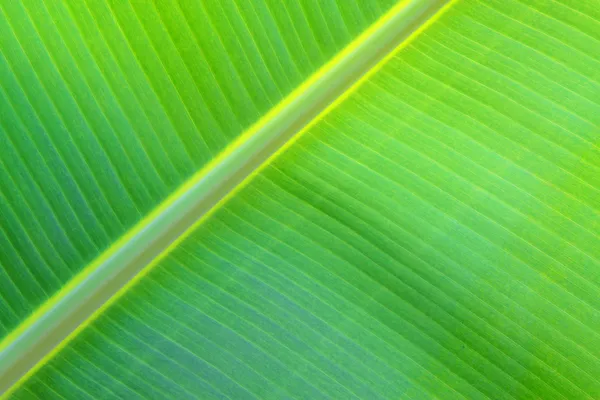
[{"left": 1, "top": 0, "right": 599, "bottom": 398}]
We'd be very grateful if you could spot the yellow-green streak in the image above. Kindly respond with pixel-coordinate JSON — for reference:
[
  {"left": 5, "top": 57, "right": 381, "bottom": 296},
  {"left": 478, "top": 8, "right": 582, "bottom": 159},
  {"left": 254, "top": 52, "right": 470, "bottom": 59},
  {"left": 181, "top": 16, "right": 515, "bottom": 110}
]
[{"left": 0, "top": 0, "right": 455, "bottom": 395}]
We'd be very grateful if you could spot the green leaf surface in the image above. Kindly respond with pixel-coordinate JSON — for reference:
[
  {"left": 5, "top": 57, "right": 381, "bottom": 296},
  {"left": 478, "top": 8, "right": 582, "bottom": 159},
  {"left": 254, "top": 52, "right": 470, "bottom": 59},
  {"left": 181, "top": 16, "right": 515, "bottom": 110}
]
[
  {"left": 3, "top": 0, "right": 600, "bottom": 398},
  {"left": 0, "top": 0, "right": 396, "bottom": 334}
]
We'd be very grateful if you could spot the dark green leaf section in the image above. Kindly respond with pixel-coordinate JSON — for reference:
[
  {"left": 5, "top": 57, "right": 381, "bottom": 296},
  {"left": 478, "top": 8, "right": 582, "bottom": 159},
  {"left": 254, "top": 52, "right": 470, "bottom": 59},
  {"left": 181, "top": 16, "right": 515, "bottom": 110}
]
[
  {"left": 16, "top": 0, "right": 600, "bottom": 398},
  {"left": 0, "top": 0, "right": 396, "bottom": 337}
]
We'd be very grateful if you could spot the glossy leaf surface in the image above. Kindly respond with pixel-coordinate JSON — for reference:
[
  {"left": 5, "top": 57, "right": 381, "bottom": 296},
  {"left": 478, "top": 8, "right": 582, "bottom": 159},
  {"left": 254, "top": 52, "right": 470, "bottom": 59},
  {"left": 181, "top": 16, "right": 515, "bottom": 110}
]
[{"left": 3, "top": 0, "right": 600, "bottom": 399}]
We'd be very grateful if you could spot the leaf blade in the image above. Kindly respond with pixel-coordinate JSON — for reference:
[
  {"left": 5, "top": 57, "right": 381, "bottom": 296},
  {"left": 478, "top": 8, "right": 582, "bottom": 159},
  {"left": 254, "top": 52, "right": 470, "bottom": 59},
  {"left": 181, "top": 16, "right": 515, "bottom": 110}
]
[
  {"left": 0, "top": 0, "right": 453, "bottom": 394},
  {"left": 12, "top": 0, "right": 600, "bottom": 398}
]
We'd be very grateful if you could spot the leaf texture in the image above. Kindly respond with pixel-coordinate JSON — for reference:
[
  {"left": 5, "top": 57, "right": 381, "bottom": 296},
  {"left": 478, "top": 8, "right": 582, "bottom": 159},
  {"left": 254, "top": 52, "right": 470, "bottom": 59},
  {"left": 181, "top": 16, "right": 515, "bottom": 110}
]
[
  {"left": 0, "top": 0, "right": 398, "bottom": 337},
  {"left": 7, "top": 0, "right": 600, "bottom": 399}
]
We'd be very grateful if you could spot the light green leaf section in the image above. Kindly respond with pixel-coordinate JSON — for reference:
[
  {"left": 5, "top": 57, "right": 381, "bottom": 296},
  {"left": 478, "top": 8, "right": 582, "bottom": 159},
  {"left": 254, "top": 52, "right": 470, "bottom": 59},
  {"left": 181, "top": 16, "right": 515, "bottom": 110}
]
[
  {"left": 0, "top": 0, "right": 397, "bottom": 336},
  {"left": 5, "top": 0, "right": 600, "bottom": 398}
]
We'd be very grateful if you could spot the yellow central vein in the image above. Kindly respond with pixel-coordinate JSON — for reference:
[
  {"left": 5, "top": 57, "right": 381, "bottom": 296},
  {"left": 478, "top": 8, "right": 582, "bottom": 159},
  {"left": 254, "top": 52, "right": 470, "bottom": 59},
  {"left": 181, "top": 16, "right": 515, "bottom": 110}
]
[{"left": 0, "top": 0, "right": 456, "bottom": 396}]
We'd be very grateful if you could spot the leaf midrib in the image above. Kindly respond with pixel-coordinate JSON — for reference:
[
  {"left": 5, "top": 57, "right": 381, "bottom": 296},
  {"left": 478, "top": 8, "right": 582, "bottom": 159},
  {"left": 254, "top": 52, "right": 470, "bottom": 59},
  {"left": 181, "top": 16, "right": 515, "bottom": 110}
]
[{"left": 0, "top": 0, "right": 454, "bottom": 395}]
